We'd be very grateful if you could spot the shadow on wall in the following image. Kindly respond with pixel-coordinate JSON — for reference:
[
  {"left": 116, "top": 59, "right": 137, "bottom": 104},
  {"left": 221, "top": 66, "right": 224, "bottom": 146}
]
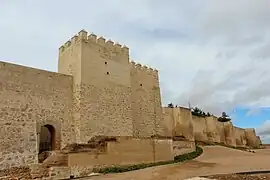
[
  {"left": 39, "top": 125, "right": 56, "bottom": 154},
  {"left": 162, "top": 107, "right": 194, "bottom": 141}
]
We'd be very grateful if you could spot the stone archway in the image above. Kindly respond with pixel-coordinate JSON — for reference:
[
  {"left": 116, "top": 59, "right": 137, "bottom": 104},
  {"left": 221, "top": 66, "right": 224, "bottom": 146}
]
[
  {"left": 37, "top": 120, "right": 61, "bottom": 153},
  {"left": 39, "top": 124, "right": 56, "bottom": 153}
]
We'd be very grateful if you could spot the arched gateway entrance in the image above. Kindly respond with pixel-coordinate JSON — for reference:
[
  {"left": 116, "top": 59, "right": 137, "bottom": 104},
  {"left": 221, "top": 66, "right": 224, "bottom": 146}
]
[{"left": 39, "top": 124, "right": 56, "bottom": 154}]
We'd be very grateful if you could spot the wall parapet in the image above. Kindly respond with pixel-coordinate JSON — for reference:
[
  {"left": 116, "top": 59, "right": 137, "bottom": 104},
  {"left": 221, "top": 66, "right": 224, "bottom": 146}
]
[
  {"left": 161, "top": 105, "right": 262, "bottom": 148},
  {"left": 130, "top": 60, "right": 158, "bottom": 74},
  {"left": 59, "top": 29, "right": 129, "bottom": 56},
  {"left": 233, "top": 126, "right": 245, "bottom": 131}
]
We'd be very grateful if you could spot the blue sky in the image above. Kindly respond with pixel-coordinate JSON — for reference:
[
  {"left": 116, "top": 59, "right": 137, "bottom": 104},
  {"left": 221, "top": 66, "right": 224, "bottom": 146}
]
[
  {"left": 230, "top": 107, "right": 270, "bottom": 128},
  {"left": 0, "top": 1, "right": 270, "bottom": 143},
  {"left": 230, "top": 107, "right": 270, "bottom": 143}
]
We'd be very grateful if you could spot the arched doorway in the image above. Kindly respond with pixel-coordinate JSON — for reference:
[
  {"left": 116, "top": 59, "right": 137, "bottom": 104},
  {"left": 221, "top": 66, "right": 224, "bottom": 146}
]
[{"left": 39, "top": 124, "right": 56, "bottom": 154}]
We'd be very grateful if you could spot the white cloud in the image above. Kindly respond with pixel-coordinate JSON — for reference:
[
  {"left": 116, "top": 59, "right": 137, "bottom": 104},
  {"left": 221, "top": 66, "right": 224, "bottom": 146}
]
[
  {"left": 256, "top": 120, "right": 270, "bottom": 144},
  {"left": 246, "top": 108, "right": 261, "bottom": 116}
]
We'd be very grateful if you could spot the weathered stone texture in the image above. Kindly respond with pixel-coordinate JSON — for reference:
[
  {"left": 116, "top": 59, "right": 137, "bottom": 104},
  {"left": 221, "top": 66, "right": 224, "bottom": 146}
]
[
  {"left": 163, "top": 106, "right": 261, "bottom": 148},
  {"left": 162, "top": 108, "right": 174, "bottom": 137},
  {"left": 131, "top": 62, "right": 163, "bottom": 137},
  {"left": 245, "top": 128, "right": 260, "bottom": 148},
  {"left": 80, "top": 83, "right": 133, "bottom": 140},
  {"left": 58, "top": 30, "right": 165, "bottom": 142},
  {"left": 162, "top": 107, "right": 194, "bottom": 141},
  {"left": 223, "top": 121, "right": 236, "bottom": 147},
  {"left": 216, "top": 121, "right": 226, "bottom": 144},
  {"left": 256, "top": 136, "right": 262, "bottom": 146},
  {"left": 59, "top": 30, "right": 134, "bottom": 143},
  {"left": 0, "top": 29, "right": 262, "bottom": 173},
  {"left": 0, "top": 166, "right": 32, "bottom": 179},
  {"left": 234, "top": 127, "right": 247, "bottom": 147},
  {"left": 173, "top": 140, "right": 195, "bottom": 156},
  {"left": 0, "top": 61, "right": 73, "bottom": 169},
  {"left": 205, "top": 116, "right": 221, "bottom": 143},
  {"left": 192, "top": 116, "right": 208, "bottom": 142},
  {"left": 68, "top": 137, "right": 173, "bottom": 176},
  {"left": 1, "top": 30, "right": 167, "bottom": 170}
]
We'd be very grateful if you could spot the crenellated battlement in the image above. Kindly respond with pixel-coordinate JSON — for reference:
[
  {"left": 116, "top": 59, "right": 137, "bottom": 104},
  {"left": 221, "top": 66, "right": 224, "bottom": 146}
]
[
  {"left": 59, "top": 29, "right": 129, "bottom": 57},
  {"left": 130, "top": 60, "right": 158, "bottom": 75}
]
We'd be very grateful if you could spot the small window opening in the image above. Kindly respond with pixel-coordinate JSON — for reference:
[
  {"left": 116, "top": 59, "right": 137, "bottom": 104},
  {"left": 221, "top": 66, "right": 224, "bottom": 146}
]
[
  {"left": 105, "top": 62, "right": 107, "bottom": 65},
  {"left": 106, "top": 72, "right": 109, "bottom": 75}
]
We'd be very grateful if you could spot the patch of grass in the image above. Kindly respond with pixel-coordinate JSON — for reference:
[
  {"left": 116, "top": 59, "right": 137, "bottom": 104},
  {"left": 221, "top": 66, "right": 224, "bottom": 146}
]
[{"left": 93, "top": 145, "right": 203, "bottom": 174}]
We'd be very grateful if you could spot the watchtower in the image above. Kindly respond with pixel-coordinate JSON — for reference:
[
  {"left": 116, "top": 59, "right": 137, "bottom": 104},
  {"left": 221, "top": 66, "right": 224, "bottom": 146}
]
[{"left": 58, "top": 30, "right": 133, "bottom": 143}]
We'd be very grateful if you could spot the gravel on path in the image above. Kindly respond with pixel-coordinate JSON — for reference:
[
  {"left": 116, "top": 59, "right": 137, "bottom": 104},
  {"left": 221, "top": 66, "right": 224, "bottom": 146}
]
[{"left": 205, "top": 173, "right": 270, "bottom": 180}]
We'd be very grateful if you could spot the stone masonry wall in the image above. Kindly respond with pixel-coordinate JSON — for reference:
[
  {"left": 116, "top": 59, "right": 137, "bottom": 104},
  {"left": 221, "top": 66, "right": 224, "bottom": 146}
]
[
  {"left": 205, "top": 116, "right": 221, "bottom": 143},
  {"left": 0, "top": 61, "right": 74, "bottom": 169},
  {"left": 256, "top": 136, "right": 262, "bottom": 146},
  {"left": 245, "top": 128, "right": 260, "bottom": 148},
  {"left": 131, "top": 61, "right": 164, "bottom": 137},
  {"left": 161, "top": 108, "right": 174, "bottom": 137},
  {"left": 216, "top": 121, "right": 226, "bottom": 144},
  {"left": 173, "top": 140, "right": 196, "bottom": 156},
  {"left": 68, "top": 137, "right": 174, "bottom": 177},
  {"left": 234, "top": 127, "right": 247, "bottom": 147},
  {"left": 58, "top": 31, "right": 83, "bottom": 143},
  {"left": 223, "top": 121, "right": 236, "bottom": 147},
  {"left": 162, "top": 107, "right": 194, "bottom": 141},
  {"left": 163, "top": 107, "right": 262, "bottom": 148},
  {"left": 191, "top": 116, "right": 208, "bottom": 142},
  {"left": 59, "top": 30, "right": 133, "bottom": 143},
  {"left": 80, "top": 31, "right": 133, "bottom": 141}
]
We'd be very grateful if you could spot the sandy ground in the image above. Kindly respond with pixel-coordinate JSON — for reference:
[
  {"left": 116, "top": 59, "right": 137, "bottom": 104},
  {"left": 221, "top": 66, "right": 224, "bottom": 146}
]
[
  {"left": 84, "top": 146, "right": 270, "bottom": 180},
  {"left": 205, "top": 173, "right": 270, "bottom": 180}
]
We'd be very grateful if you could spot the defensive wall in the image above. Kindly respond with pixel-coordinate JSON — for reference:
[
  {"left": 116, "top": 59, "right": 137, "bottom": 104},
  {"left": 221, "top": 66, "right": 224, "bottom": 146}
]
[
  {"left": 0, "top": 29, "right": 262, "bottom": 179},
  {"left": 58, "top": 30, "right": 164, "bottom": 142},
  {"left": 0, "top": 29, "right": 169, "bottom": 177},
  {"left": 162, "top": 107, "right": 196, "bottom": 156},
  {"left": 0, "top": 61, "right": 74, "bottom": 170},
  {"left": 162, "top": 106, "right": 261, "bottom": 148},
  {"left": 66, "top": 136, "right": 173, "bottom": 177}
]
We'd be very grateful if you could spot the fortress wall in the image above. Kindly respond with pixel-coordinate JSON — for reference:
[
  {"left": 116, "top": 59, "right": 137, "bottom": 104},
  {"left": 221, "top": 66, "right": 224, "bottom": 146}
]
[
  {"left": 161, "top": 108, "right": 174, "bottom": 137},
  {"left": 68, "top": 137, "right": 174, "bottom": 176},
  {"left": 173, "top": 140, "right": 196, "bottom": 156},
  {"left": 216, "top": 120, "right": 226, "bottom": 144},
  {"left": 162, "top": 107, "right": 195, "bottom": 156},
  {"left": 130, "top": 61, "right": 164, "bottom": 137},
  {"left": 0, "top": 61, "right": 73, "bottom": 169},
  {"left": 172, "top": 107, "right": 194, "bottom": 141},
  {"left": 59, "top": 30, "right": 133, "bottom": 143},
  {"left": 161, "top": 105, "right": 261, "bottom": 149},
  {"left": 154, "top": 138, "right": 174, "bottom": 162},
  {"left": 161, "top": 107, "right": 194, "bottom": 140},
  {"left": 205, "top": 116, "right": 221, "bottom": 143},
  {"left": 223, "top": 121, "right": 236, "bottom": 147},
  {"left": 256, "top": 136, "right": 262, "bottom": 146},
  {"left": 233, "top": 126, "right": 247, "bottom": 147},
  {"left": 58, "top": 31, "right": 83, "bottom": 143},
  {"left": 245, "top": 128, "right": 260, "bottom": 148},
  {"left": 191, "top": 116, "right": 208, "bottom": 142}
]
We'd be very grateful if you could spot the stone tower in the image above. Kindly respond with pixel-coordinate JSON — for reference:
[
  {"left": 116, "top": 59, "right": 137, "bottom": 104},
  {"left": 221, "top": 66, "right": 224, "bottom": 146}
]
[{"left": 58, "top": 30, "right": 133, "bottom": 143}]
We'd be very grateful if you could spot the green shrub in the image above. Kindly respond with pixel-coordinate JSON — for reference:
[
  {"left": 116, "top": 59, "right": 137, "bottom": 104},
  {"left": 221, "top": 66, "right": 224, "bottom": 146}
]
[
  {"left": 191, "top": 107, "right": 212, "bottom": 118},
  {"left": 93, "top": 145, "right": 203, "bottom": 174}
]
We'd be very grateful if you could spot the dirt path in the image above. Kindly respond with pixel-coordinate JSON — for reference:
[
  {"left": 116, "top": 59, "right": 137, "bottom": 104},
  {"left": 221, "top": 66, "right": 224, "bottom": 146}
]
[{"left": 84, "top": 146, "right": 270, "bottom": 180}]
